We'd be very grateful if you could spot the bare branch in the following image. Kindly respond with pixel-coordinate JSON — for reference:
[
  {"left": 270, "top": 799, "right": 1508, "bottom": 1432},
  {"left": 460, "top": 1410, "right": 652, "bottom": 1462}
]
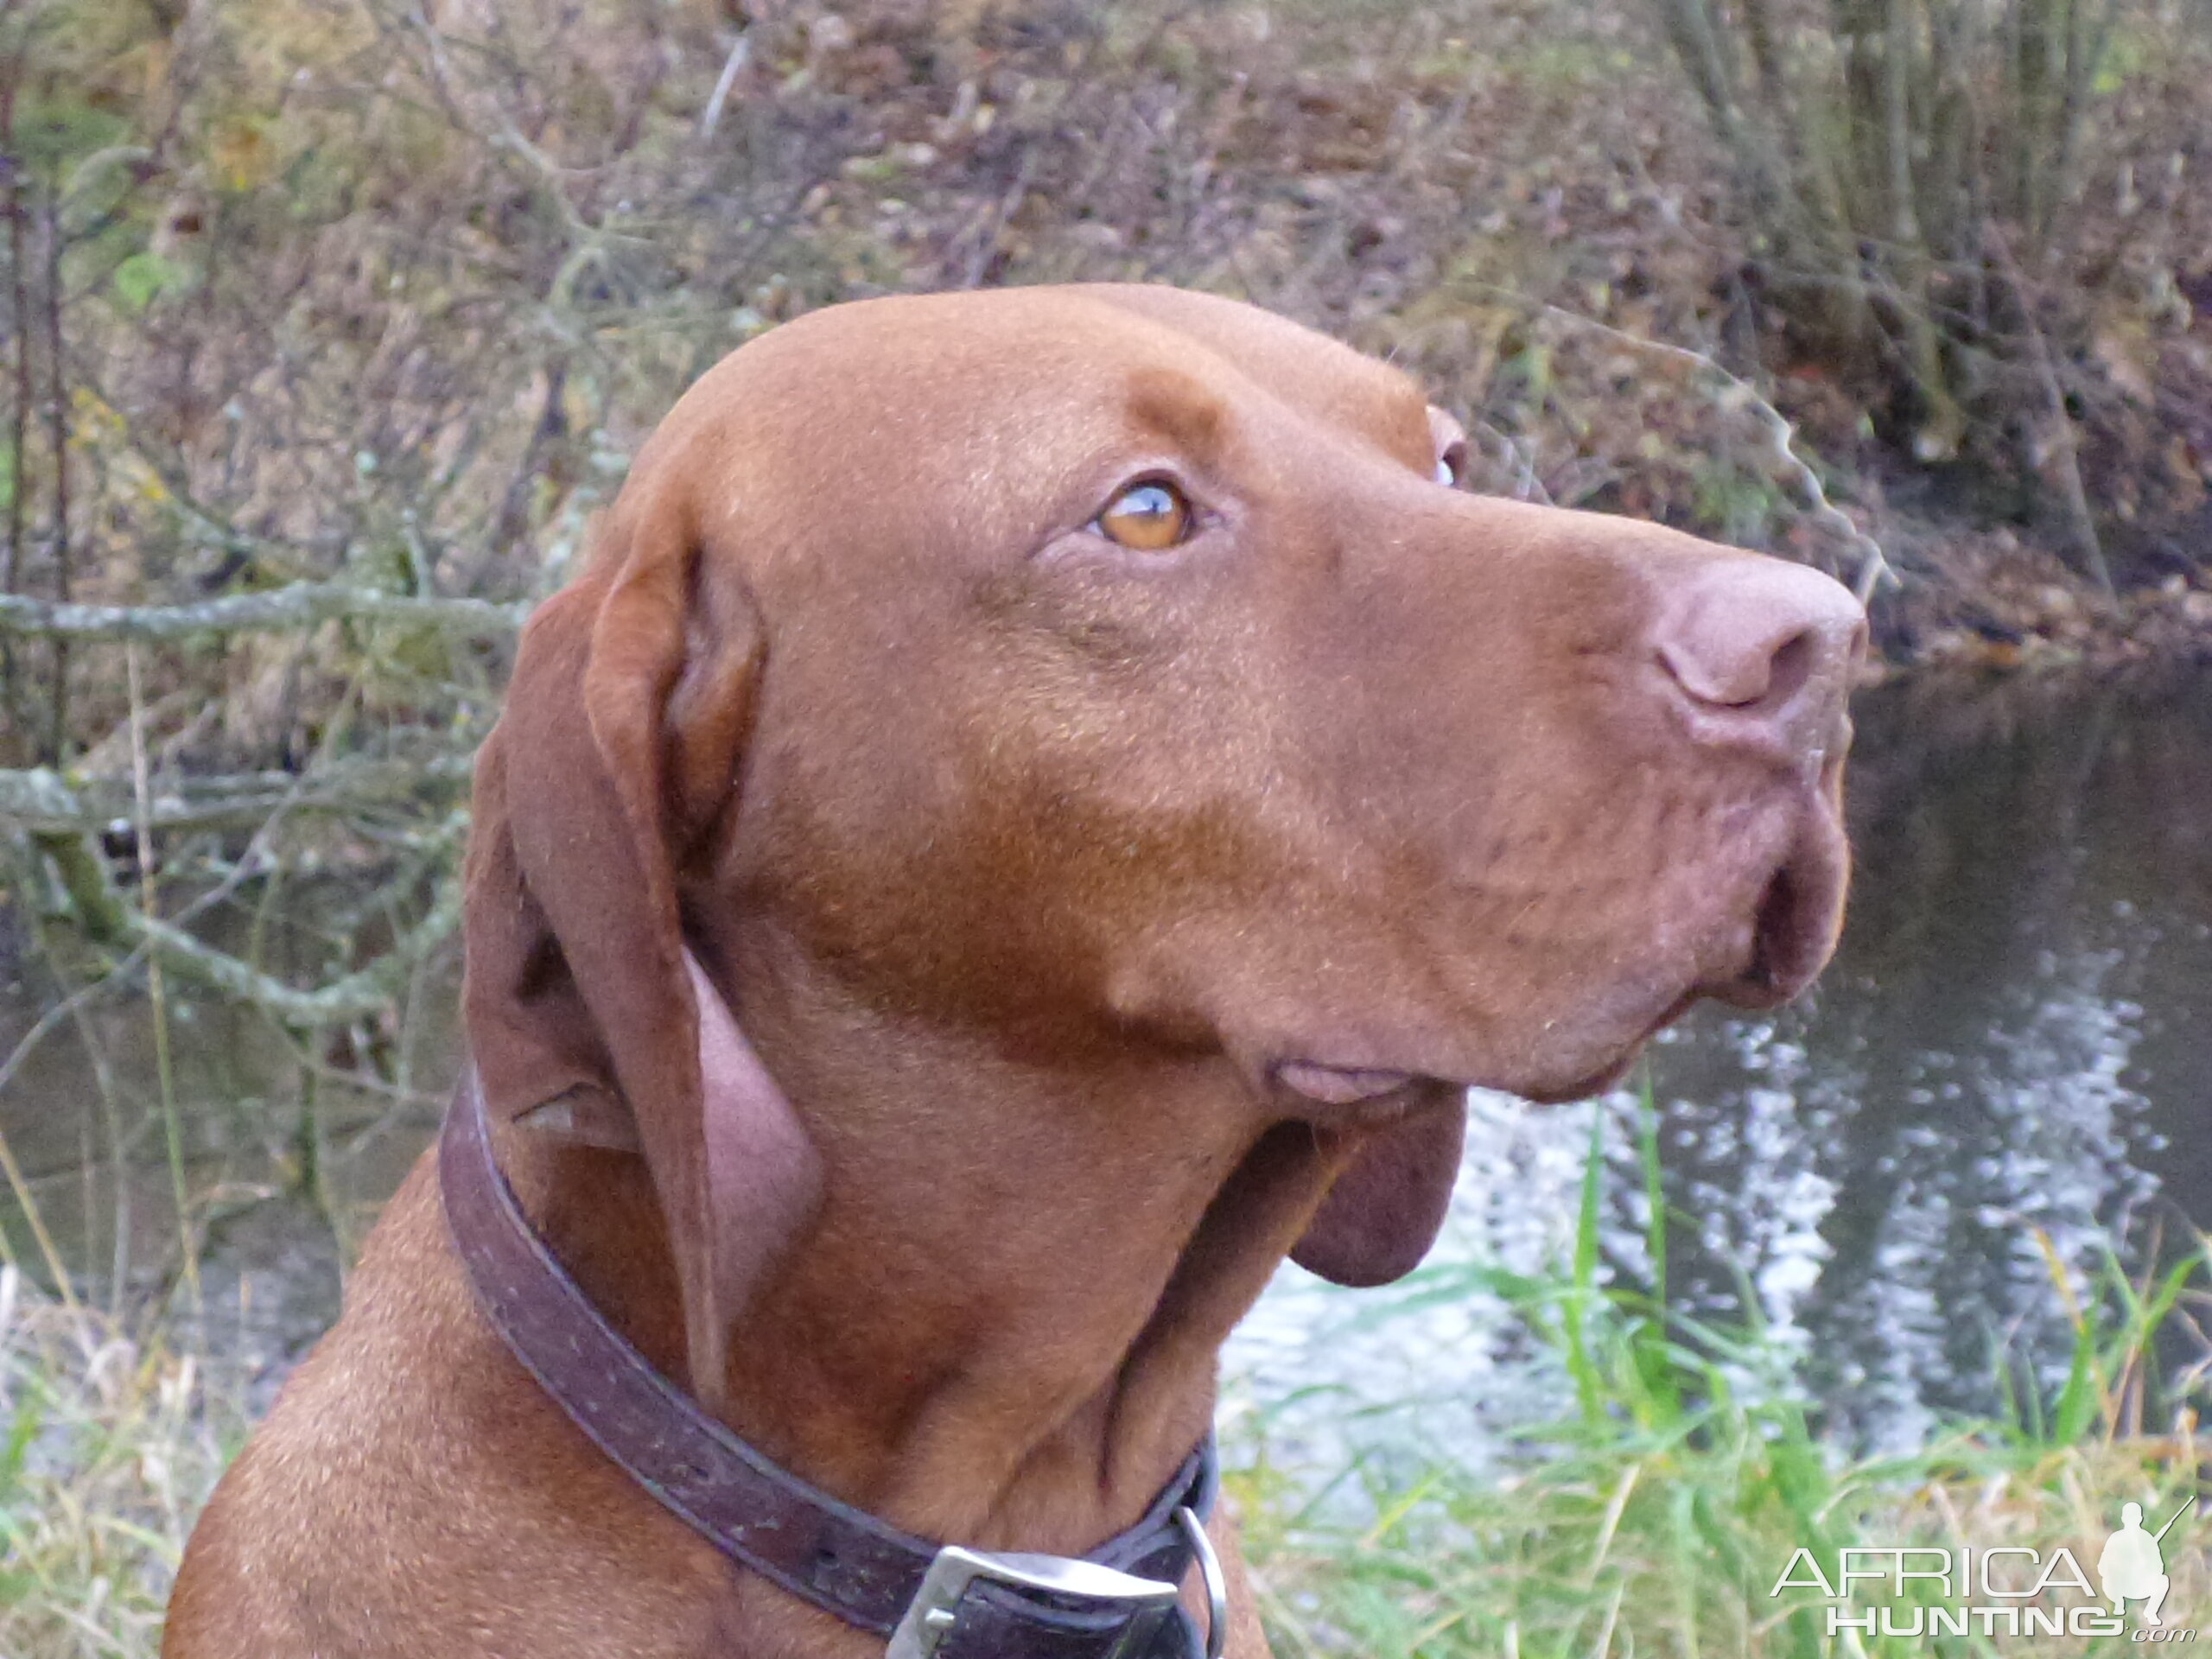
[
  {"left": 0, "top": 753, "right": 475, "bottom": 834},
  {"left": 25, "top": 817, "right": 466, "bottom": 1028},
  {"left": 0, "top": 582, "right": 527, "bottom": 643},
  {"left": 131, "top": 878, "right": 461, "bottom": 1026}
]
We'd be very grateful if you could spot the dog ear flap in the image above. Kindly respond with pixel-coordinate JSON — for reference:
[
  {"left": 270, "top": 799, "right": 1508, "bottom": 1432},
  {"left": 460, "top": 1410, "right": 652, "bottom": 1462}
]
[
  {"left": 1288, "top": 1097, "right": 1466, "bottom": 1287},
  {"left": 461, "top": 480, "right": 818, "bottom": 1406}
]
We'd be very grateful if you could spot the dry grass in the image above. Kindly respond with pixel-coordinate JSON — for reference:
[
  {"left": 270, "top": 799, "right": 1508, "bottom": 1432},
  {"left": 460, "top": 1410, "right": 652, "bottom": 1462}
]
[{"left": 0, "top": 1268, "right": 243, "bottom": 1659}]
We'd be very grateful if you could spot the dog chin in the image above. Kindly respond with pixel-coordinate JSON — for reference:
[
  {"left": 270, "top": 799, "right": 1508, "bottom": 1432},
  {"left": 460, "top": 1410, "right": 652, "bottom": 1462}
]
[
  {"left": 1471, "top": 876, "right": 1847, "bottom": 1103},
  {"left": 1481, "top": 992, "right": 1688, "bottom": 1104}
]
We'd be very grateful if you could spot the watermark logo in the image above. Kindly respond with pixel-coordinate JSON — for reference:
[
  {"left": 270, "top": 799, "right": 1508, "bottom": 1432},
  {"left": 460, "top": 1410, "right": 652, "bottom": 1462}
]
[
  {"left": 2102, "top": 1500, "right": 2190, "bottom": 1630},
  {"left": 1770, "top": 1499, "right": 2198, "bottom": 1642}
]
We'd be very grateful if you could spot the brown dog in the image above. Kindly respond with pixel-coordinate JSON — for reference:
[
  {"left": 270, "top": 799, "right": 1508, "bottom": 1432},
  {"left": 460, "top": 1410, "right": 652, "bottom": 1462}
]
[{"left": 164, "top": 285, "right": 1862, "bottom": 1659}]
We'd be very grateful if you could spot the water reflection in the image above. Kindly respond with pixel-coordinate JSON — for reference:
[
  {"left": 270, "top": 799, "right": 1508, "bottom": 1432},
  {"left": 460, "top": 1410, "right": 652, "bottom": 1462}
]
[{"left": 0, "top": 899, "right": 453, "bottom": 1395}]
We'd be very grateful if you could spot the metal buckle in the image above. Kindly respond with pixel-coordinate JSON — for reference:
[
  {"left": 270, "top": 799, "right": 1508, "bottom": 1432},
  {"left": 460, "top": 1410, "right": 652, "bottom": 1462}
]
[{"left": 886, "top": 1544, "right": 1182, "bottom": 1659}]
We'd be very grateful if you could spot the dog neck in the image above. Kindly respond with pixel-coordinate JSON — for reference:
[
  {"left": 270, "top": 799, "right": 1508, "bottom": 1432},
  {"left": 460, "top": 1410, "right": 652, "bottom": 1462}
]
[
  {"left": 512, "top": 935, "right": 1343, "bottom": 1560},
  {"left": 723, "top": 934, "right": 1349, "bottom": 1555}
]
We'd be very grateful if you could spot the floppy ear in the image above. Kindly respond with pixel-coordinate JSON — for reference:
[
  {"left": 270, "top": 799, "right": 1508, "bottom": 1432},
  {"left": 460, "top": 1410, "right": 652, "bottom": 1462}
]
[
  {"left": 1288, "top": 1097, "right": 1466, "bottom": 1287},
  {"left": 461, "top": 480, "right": 819, "bottom": 1404}
]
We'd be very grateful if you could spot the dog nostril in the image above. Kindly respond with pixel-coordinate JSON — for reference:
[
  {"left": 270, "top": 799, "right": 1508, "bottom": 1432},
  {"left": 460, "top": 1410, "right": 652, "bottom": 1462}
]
[
  {"left": 1656, "top": 628, "right": 1806, "bottom": 712},
  {"left": 1655, "top": 559, "right": 1862, "bottom": 733},
  {"left": 1760, "top": 629, "right": 1816, "bottom": 713}
]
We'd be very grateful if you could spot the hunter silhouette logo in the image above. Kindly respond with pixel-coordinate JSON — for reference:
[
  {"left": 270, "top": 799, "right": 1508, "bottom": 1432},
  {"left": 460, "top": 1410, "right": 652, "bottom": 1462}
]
[{"left": 2101, "top": 1499, "right": 2190, "bottom": 1628}]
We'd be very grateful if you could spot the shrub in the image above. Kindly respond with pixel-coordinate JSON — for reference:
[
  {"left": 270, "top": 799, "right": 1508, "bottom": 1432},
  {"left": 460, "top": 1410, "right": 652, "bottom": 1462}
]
[{"left": 1649, "top": 0, "right": 2206, "bottom": 588}]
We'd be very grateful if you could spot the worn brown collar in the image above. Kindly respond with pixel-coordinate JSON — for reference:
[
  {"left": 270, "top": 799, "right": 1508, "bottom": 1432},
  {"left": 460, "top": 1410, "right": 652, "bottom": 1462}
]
[{"left": 439, "top": 1068, "right": 1224, "bottom": 1659}]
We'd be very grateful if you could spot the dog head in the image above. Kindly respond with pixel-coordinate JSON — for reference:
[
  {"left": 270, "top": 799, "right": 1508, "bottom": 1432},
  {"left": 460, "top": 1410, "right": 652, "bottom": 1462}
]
[{"left": 462, "top": 285, "right": 1861, "bottom": 1380}]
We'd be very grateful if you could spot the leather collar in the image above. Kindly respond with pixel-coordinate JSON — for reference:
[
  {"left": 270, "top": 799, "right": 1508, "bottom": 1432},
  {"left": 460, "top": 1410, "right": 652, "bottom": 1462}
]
[{"left": 439, "top": 1069, "right": 1221, "bottom": 1659}]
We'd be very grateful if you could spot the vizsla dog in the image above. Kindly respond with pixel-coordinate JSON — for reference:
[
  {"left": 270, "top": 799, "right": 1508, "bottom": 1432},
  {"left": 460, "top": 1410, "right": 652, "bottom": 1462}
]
[{"left": 166, "top": 285, "right": 1862, "bottom": 1659}]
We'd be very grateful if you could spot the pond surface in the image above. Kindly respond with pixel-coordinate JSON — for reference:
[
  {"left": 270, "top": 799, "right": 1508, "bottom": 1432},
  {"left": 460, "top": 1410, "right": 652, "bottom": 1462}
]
[{"left": 4, "top": 667, "right": 2211, "bottom": 1453}]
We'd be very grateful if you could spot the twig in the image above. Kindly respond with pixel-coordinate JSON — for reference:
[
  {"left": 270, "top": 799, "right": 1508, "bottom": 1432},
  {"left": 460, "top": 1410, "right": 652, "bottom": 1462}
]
[
  {"left": 1, "top": 58, "right": 28, "bottom": 737},
  {"left": 401, "top": 0, "right": 648, "bottom": 318},
  {"left": 22, "top": 817, "right": 466, "bottom": 1030},
  {"left": 0, "top": 1127, "right": 77, "bottom": 1310},
  {"left": 1470, "top": 420, "right": 1554, "bottom": 505},
  {"left": 699, "top": 30, "right": 750, "bottom": 141},
  {"left": 1536, "top": 302, "right": 1897, "bottom": 602},
  {"left": 29, "top": 909, "right": 135, "bottom": 1308},
  {"left": 129, "top": 643, "right": 198, "bottom": 1309},
  {"left": 0, "top": 752, "right": 476, "bottom": 834},
  {"left": 963, "top": 149, "right": 1036, "bottom": 290},
  {"left": 130, "top": 865, "right": 462, "bottom": 1025},
  {"left": 41, "top": 178, "right": 66, "bottom": 757},
  {"left": 0, "top": 580, "right": 527, "bottom": 642},
  {"left": 135, "top": 467, "right": 313, "bottom": 575}
]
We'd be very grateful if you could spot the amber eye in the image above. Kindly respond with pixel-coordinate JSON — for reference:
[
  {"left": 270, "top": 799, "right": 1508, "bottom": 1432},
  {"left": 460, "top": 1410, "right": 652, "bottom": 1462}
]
[{"left": 1094, "top": 480, "right": 1192, "bottom": 551}]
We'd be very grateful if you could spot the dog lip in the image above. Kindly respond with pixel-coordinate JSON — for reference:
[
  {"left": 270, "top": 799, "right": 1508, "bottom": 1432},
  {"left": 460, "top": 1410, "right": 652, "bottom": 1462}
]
[
  {"left": 1704, "top": 800, "right": 1850, "bottom": 1009},
  {"left": 1274, "top": 1059, "right": 1421, "bottom": 1105}
]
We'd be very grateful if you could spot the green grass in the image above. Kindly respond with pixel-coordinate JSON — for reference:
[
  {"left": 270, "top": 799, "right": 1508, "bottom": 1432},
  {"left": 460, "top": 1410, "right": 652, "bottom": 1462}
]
[{"left": 1231, "top": 1080, "right": 2212, "bottom": 1657}]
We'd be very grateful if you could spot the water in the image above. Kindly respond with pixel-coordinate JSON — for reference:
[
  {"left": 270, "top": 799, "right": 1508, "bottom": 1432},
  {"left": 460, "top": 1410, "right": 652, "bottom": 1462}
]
[{"left": 5, "top": 668, "right": 2211, "bottom": 1447}]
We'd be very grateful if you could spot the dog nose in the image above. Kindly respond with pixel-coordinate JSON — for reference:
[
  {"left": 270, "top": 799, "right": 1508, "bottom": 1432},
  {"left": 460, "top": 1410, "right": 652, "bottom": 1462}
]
[{"left": 1654, "top": 559, "right": 1865, "bottom": 754}]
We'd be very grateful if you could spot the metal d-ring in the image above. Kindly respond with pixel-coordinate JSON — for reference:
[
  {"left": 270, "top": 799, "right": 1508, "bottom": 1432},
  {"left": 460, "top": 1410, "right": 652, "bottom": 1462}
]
[{"left": 1175, "top": 1507, "right": 1228, "bottom": 1659}]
